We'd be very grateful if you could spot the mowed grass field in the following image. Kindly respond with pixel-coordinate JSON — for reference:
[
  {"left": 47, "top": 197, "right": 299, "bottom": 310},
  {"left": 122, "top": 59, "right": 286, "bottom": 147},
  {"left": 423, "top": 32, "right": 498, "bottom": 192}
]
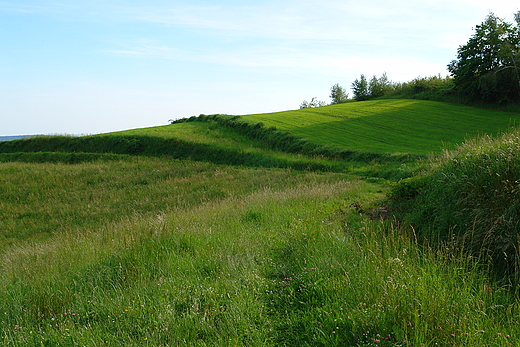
[
  {"left": 105, "top": 100, "right": 520, "bottom": 157},
  {"left": 243, "top": 99, "right": 520, "bottom": 154}
]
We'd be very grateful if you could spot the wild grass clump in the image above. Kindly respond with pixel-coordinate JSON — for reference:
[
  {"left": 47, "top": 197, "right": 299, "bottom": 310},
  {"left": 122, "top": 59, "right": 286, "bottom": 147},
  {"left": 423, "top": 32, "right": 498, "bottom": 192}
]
[{"left": 390, "top": 128, "right": 520, "bottom": 282}]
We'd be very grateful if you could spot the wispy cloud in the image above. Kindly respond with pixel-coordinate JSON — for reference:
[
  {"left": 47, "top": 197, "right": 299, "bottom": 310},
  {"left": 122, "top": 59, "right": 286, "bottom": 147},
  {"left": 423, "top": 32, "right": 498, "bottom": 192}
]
[
  {"left": 0, "top": 1, "right": 49, "bottom": 13},
  {"left": 101, "top": 43, "right": 176, "bottom": 58}
]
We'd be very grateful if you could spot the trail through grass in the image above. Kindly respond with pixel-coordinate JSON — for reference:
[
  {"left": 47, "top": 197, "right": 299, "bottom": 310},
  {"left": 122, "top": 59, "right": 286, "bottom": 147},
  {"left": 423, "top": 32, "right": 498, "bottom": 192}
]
[{"left": 1, "top": 159, "right": 519, "bottom": 346}]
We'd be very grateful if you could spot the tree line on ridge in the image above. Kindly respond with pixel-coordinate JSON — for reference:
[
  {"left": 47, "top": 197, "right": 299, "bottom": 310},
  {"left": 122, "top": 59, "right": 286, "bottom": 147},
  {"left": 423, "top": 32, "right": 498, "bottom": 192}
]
[{"left": 301, "top": 12, "right": 520, "bottom": 108}]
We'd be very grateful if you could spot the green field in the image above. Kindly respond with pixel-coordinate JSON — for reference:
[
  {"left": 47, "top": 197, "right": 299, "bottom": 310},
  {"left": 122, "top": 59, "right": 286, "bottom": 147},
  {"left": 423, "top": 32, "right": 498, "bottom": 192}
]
[
  {"left": 1, "top": 99, "right": 520, "bottom": 346},
  {"left": 244, "top": 99, "right": 520, "bottom": 154},
  {"left": 108, "top": 99, "right": 520, "bottom": 155}
]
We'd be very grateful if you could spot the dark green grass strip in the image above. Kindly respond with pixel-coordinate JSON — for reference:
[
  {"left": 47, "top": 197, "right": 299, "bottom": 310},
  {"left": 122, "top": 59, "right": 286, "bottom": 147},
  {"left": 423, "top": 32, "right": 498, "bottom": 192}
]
[{"left": 0, "top": 136, "right": 333, "bottom": 171}]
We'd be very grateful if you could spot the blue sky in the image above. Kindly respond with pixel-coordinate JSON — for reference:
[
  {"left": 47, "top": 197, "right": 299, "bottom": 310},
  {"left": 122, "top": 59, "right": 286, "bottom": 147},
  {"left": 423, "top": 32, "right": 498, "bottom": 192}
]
[{"left": 1, "top": 0, "right": 519, "bottom": 136}]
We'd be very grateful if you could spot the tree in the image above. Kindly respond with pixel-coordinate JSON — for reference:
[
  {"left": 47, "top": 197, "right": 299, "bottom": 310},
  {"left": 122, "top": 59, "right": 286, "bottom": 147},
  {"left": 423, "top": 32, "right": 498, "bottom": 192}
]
[
  {"left": 351, "top": 74, "right": 369, "bottom": 101},
  {"left": 329, "top": 83, "right": 349, "bottom": 104},
  {"left": 369, "top": 72, "right": 391, "bottom": 98},
  {"left": 300, "top": 97, "right": 326, "bottom": 109},
  {"left": 447, "top": 12, "right": 520, "bottom": 102}
]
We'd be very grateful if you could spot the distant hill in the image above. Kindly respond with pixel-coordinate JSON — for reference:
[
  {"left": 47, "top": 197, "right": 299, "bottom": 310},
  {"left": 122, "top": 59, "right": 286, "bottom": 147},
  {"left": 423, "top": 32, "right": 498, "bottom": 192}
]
[
  {"left": 2, "top": 99, "right": 520, "bottom": 168},
  {"left": 0, "top": 135, "right": 36, "bottom": 142}
]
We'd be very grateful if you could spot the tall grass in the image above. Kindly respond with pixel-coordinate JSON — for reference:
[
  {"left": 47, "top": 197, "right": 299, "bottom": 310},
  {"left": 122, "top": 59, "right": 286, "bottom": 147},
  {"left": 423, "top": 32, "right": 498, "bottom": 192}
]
[
  {"left": 0, "top": 158, "right": 354, "bottom": 250},
  {"left": 390, "top": 127, "right": 520, "bottom": 283},
  {"left": 1, "top": 160, "right": 519, "bottom": 346}
]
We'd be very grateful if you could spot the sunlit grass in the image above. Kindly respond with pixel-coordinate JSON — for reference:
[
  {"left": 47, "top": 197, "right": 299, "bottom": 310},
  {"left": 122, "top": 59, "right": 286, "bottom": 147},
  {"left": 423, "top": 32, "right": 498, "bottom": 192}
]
[
  {"left": 108, "top": 121, "right": 262, "bottom": 148},
  {"left": 0, "top": 158, "right": 354, "bottom": 250},
  {"left": 244, "top": 99, "right": 520, "bottom": 154}
]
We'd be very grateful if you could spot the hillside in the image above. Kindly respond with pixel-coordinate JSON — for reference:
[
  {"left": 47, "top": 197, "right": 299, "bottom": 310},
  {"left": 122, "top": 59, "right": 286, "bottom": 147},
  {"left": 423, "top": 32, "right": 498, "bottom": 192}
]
[
  {"left": 107, "top": 99, "right": 520, "bottom": 156},
  {"left": 2, "top": 99, "right": 520, "bottom": 346},
  {"left": 3, "top": 100, "right": 519, "bottom": 163},
  {"left": 243, "top": 99, "right": 520, "bottom": 154}
]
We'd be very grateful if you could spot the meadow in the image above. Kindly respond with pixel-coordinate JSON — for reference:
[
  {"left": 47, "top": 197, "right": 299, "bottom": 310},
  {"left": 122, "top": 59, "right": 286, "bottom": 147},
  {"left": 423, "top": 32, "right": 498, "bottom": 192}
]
[
  {"left": 2, "top": 99, "right": 520, "bottom": 346},
  {"left": 244, "top": 99, "right": 520, "bottom": 154}
]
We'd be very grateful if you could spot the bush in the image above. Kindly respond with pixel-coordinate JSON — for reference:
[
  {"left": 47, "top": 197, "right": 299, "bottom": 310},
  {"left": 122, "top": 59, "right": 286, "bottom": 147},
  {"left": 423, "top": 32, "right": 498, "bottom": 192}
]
[
  {"left": 390, "top": 128, "right": 520, "bottom": 282},
  {"left": 388, "top": 76, "right": 456, "bottom": 101}
]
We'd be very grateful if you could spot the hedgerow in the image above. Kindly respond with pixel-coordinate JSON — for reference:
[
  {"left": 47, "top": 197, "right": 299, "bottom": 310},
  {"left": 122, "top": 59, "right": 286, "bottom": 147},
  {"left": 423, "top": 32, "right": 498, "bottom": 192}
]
[{"left": 171, "top": 114, "right": 420, "bottom": 163}]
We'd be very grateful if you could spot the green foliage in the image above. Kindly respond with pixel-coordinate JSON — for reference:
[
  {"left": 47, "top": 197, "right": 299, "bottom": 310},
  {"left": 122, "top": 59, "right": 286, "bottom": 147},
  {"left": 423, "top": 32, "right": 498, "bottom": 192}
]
[
  {"left": 300, "top": 97, "right": 326, "bottom": 109},
  {"left": 448, "top": 12, "right": 520, "bottom": 103},
  {"left": 351, "top": 73, "right": 393, "bottom": 101},
  {"left": 329, "top": 83, "right": 349, "bottom": 104},
  {"left": 387, "top": 75, "right": 456, "bottom": 101},
  {"left": 351, "top": 74, "right": 370, "bottom": 101},
  {"left": 368, "top": 73, "right": 392, "bottom": 99},
  {"left": 390, "top": 128, "right": 520, "bottom": 282}
]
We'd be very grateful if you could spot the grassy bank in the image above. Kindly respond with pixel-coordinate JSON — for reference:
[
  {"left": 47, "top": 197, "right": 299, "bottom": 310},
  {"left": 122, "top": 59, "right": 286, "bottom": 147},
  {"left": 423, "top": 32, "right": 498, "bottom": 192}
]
[{"left": 389, "top": 127, "right": 520, "bottom": 284}]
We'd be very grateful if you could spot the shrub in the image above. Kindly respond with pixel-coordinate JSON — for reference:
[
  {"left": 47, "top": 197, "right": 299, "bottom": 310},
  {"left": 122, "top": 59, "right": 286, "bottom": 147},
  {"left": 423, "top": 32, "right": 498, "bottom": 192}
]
[
  {"left": 389, "top": 76, "right": 456, "bottom": 101},
  {"left": 390, "top": 128, "right": 520, "bottom": 282}
]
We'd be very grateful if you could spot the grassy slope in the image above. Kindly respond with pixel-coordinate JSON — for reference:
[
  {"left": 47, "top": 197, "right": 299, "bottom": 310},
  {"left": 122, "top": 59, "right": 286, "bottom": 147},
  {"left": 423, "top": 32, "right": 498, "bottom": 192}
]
[
  {"left": 0, "top": 121, "right": 360, "bottom": 173},
  {"left": 108, "top": 122, "right": 261, "bottom": 148},
  {"left": 3, "top": 99, "right": 518, "bottom": 161},
  {"left": 2, "top": 99, "right": 520, "bottom": 345},
  {"left": 243, "top": 99, "right": 520, "bottom": 154}
]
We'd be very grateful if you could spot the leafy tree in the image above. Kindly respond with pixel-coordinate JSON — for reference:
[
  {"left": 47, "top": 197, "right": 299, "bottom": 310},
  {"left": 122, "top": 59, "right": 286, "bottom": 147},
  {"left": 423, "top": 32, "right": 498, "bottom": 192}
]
[
  {"left": 329, "top": 83, "right": 349, "bottom": 104},
  {"left": 299, "top": 97, "right": 326, "bottom": 109},
  {"left": 351, "top": 74, "right": 369, "bottom": 101},
  {"left": 369, "top": 72, "right": 391, "bottom": 98},
  {"left": 447, "top": 12, "right": 520, "bottom": 102}
]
